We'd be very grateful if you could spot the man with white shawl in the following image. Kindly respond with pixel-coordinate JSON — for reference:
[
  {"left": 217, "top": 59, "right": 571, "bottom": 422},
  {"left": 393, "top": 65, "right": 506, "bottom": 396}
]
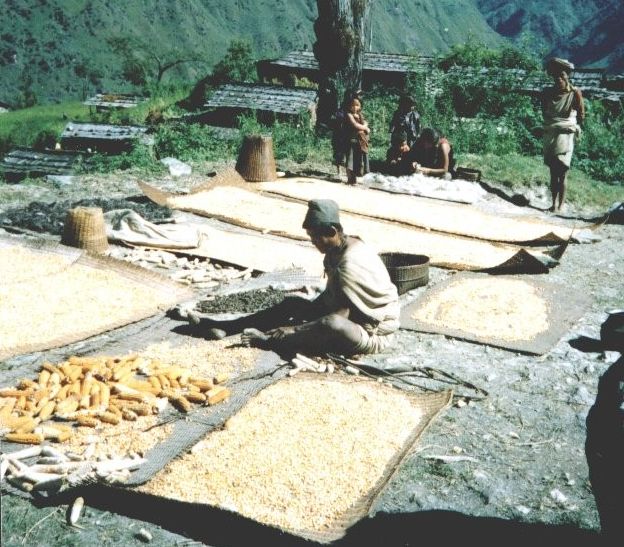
[
  {"left": 542, "top": 57, "right": 585, "bottom": 212},
  {"left": 185, "top": 199, "right": 400, "bottom": 356}
]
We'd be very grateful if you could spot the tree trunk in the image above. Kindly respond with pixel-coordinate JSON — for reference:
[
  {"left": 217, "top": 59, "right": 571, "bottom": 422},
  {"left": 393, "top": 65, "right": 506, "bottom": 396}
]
[{"left": 313, "top": 0, "right": 371, "bottom": 127}]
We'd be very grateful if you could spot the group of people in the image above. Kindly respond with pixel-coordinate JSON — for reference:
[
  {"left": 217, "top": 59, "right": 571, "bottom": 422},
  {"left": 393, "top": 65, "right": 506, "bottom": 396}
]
[
  {"left": 333, "top": 93, "right": 456, "bottom": 183},
  {"left": 331, "top": 56, "right": 585, "bottom": 213}
]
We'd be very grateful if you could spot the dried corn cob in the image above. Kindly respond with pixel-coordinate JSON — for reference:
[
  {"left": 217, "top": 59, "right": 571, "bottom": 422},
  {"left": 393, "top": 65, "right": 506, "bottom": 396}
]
[
  {"left": 76, "top": 416, "right": 98, "bottom": 428},
  {"left": 4, "top": 432, "right": 44, "bottom": 444},
  {"left": 206, "top": 386, "right": 230, "bottom": 406}
]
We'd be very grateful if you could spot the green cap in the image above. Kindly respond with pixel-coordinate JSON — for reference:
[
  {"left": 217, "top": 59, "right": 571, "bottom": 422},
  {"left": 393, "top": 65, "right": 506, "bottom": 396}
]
[{"left": 302, "top": 199, "right": 341, "bottom": 230}]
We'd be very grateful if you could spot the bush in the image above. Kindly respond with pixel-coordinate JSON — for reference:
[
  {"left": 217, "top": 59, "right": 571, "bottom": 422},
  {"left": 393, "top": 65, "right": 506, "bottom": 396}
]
[
  {"left": 154, "top": 123, "right": 237, "bottom": 162},
  {"left": 88, "top": 145, "right": 161, "bottom": 174}
]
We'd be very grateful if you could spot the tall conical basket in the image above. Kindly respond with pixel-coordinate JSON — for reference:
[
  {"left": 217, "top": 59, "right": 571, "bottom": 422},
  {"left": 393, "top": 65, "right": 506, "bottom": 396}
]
[
  {"left": 235, "top": 134, "right": 277, "bottom": 182},
  {"left": 61, "top": 206, "right": 109, "bottom": 253}
]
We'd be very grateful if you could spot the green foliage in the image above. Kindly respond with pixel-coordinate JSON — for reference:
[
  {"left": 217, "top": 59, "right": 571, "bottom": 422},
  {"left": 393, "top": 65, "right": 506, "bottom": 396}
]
[
  {"left": 575, "top": 101, "right": 624, "bottom": 182},
  {"left": 88, "top": 145, "right": 162, "bottom": 174},
  {"left": 210, "top": 40, "right": 257, "bottom": 85},
  {"left": 154, "top": 123, "right": 237, "bottom": 162},
  {"left": 439, "top": 39, "right": 540, "bottom": 71}
]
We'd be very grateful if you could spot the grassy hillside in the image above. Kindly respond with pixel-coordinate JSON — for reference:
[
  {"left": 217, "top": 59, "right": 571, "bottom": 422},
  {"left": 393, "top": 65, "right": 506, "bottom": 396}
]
[
  {"left": 0, "top": 0, "right": 502, "bottom": 106},
  {"left": 476, "top": 0, "right": 624, "bottom": 71}
]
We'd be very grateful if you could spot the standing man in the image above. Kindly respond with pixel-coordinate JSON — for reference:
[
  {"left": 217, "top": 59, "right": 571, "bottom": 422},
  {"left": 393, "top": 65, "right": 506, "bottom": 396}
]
[
  {"left": 542, "top": 57, "right": 585, "bottom": 212},
  {"left": 185, "top": 199, "right": 399, "bottom": 356},
  {"left": 389, "top": 95, "right": 421, "bottom": 148}
]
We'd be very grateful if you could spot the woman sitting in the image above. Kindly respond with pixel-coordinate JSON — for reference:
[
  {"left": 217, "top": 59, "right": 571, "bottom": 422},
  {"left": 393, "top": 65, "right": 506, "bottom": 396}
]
[{"left": 408, "top": 128, "right": 456, "bottom": 179}]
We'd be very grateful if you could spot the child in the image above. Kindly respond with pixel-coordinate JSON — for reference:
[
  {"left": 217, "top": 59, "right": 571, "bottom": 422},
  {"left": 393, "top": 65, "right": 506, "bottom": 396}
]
[{"left": 385, "top": 132, "right": 411, "bottom": 176}]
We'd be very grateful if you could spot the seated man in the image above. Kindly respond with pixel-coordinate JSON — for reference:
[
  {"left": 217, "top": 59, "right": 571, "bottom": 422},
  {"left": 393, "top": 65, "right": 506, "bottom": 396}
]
[
  {"left": 385, "top": 132, "right": 412, "bottom": 176},
  {"left": 408, "top": 127, "right": 456, "bottom": 180},
  {"left": 185, "top": 199, "right": 400, "bottom": 356}
]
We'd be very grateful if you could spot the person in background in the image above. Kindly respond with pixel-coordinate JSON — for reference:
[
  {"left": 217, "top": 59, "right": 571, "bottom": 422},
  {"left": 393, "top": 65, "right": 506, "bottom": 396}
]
[
  {"left": 408, "top": 127, "right": 456, "bottom": 179},
  {"left": 181, "top": 199, "right": 399, "bottom": 356},
  {"left": 385, "top": 132, "right": 412, "bottom": 176},
  {"left": 344, "top": 97, "right": 370, "bottom": 185},
  {"left": 389, "top": 95, "right": 421, "bottom": 148},
  {"left": 542, "top": 57, "right": 584, "bottom": 212}
]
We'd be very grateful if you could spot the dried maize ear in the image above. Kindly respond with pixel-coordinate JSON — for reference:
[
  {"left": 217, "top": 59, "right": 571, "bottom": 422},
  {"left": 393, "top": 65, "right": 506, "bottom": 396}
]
[
  {"left": 186, "top": 384, "right": 200, "bottom": 393},
  {"left": 56, "top": 384, "right": 71, "bottom": 401},
  {"left": 0, "top": 398, "right": 17, "bottom": 416},
  {"left": 189, "top": 379, "right": 214, "bottom": 392},
  {"left": 99, "top": 384, "right": 110, "bottom": 409},
  {"left": 79, "top": 394, "right": 91, "bottom": 410},
  {"left": 107, "top": 404, "right": 123, "bottom": 417},
  {"left": 169, "top": 378, "right": 181, "bottom": 389},
  {"left": 76, "top": 416, "right": 98, "bottom": 428},
  {"left": 206, "top": 386, "right": 230, "bottom": 406},
  {"left": 16, "top": 395, "right": 27, "bottom": 410},
  {"left": 24, "top": 400, "right": 36, "bottom": 412},
  {"left": 178, "top": 371, "right": 190, "bottom": 386},
  {"left": 68, "top": 380, "right": 82, "bottom": 396},
  {"left": 112, "top": 365, "right": 132, "bottom": 382},
  {"left": 48, "top": 372, "right": 62, "bottom": 385},
  {"left": 38, "top": 369, "right": 51, "bottom": 387},
  {"left": 37, "top": 401, "right": 56, "bottom": 421},
  {"left": 30, "top": 389, "right": 49, "bottom": 403},
  {"left": 98, "top": 412, "right": 121, "bottom": 425},
  {"left": 80, "top": 373, "right": 93, "bottom": 397},
  {"left": 170, "top": 395, "right": 191, "bottom": 413},
  {"left": 122, "top": 409, "right": 138, "bottom": 421},
  {"left": 185, "top": 392, "right": 206, "bottom": 404},
  {"left": 117, "top": 371, "right": 136, "bottom": 385},
  {"left": 67, "top": 366, "right": 83, "bottom": 383},
  {"left": 157, "top": 375, "right": 171, "bottom": 389},
  {"left": 4, "top": 432, "right": 44, "bottom": 444},
  {"left": 90, "top": 392, "right": 101, "bottom": 409},
  {"left": 0, "top": 388, "right": 31, "bottom": 398},
  {"left": 214, "top": 373, "right": 229, "bottom": 385},
  {"left": 42, "top": 362, "right": 63, "bottom": 377},
  {"left": 54, "top": 429, "right": 72, "bottom": 442},
  {"left": 148, "top": 376, "right": 161, "bottom": 390}
]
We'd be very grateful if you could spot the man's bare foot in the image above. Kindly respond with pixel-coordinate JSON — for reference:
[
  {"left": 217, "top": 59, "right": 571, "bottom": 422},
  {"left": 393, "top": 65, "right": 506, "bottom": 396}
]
[{"left": 241, "top": 328, "right": 271, "bottom": 348}]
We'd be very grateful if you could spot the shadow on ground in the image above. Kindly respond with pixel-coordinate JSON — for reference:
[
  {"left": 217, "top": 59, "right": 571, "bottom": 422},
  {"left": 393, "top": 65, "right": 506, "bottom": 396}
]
[{"left": 33, "top": 487, "right": 600, "bottom": 547}]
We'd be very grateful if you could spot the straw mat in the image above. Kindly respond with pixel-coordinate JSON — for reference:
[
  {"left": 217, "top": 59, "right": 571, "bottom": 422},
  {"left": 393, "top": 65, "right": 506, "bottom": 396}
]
[
  {"left": 0, "top": 237, "right": 192, "bottom": 361},
  {"left": 137, "top": 375, "right": 452, "bottom": 544},
  {"left": 140, "top": 182, "right": 559, "bottom": 272},
  {"left": 258, "top": 177, "right": 581, "bottom": 244},
  {"left": 400, "top": 272, "right": 590, "bottom": 354}
]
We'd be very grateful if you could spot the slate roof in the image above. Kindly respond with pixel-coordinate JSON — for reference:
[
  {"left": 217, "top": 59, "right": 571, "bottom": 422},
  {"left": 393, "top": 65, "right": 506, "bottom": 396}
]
[
  {"left": 83, "top": 93, "right": 145, "bottom": 109},
  {"left": 269, "top": 50, "right": 435, "bottom": 73},
  {"left": 1, "top": 148, "right": 84, "bottom": 176},
  {"left": 204, "top": 83, "right": 317, "bottom": 115},
  {"left": 61, "top": 122, "right": 148, "bottom": 141}
]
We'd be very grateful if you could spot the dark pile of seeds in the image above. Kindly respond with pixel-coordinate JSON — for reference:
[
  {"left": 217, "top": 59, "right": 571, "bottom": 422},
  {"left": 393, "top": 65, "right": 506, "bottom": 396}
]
[
  {"left": 197, "top": 288, "right": 287, "bottom": 314},
  {"left": 0, "top": 198, "right": 172, "bottom": 235}
]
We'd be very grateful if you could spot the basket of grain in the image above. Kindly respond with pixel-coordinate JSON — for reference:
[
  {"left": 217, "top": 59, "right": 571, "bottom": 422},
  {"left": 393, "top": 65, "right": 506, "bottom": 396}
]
[
  {"left": 235, "top": 134, "right": 277, "bottom": 182},
  {"left": 380, "top": 252, "right": 429, "bottom": 295},
  {"left": 456, "top": 167, "right": 482, "bottom": 182},
  {"left": 61, "top": 206, "right": 109, "bottom": 253}
]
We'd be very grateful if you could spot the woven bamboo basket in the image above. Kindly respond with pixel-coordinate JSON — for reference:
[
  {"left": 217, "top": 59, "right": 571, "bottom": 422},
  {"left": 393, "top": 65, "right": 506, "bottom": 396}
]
[
  {"left": 235, "top": 134, "right": 277, "bottom": 182},
  {"left": 380, "top": 252, "right": 430, "bottom": 295},
  {"left": 61, "top": 206, "right": 109, "bottom": 253}
]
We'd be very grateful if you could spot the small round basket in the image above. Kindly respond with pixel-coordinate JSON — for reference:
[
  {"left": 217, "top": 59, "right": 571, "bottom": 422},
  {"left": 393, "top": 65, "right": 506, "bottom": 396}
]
[
  {"left": 380, "top": 252, "right": 430, "bottom": 295},
  {"left": 61, "top": 206, "right": 109, "bottom": 253},
  {"left": 236, "top": 134, "right": 277, "bottom": 182},
  {"left": 456, "top": 167, "right": 482, "bottom": 182}
]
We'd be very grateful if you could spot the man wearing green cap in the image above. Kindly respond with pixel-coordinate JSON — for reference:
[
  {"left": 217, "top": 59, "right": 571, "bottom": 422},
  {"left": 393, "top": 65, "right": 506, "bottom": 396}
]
[{"left": 184, "top": 199, "right": 400, "bottom": 356}]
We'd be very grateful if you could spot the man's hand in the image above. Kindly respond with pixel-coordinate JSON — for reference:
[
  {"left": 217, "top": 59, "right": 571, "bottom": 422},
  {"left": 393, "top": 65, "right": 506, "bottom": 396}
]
[{"left": 266, "top": 326, "right": 296, "bottom": 340}]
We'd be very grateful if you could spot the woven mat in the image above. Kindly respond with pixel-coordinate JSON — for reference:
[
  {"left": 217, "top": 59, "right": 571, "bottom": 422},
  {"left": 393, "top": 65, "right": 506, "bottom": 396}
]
[
  {"left": 140, "top": 181, "right": 561, "bottom": 273},
  {"left": 258, "top": 177, "right": 582, "bottom": 244},
  {"left": 400, "top": 272, "right": 590, "bottom": 354},
  {"left": 132, "top": 377, "right": 451, "bottom": 544},
  {"left": 0, "top": 236, "right": 192, "bottom": 361}
]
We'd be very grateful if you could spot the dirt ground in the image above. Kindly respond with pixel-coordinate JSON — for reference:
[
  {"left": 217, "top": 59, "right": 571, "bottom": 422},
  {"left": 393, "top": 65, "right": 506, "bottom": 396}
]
[{"left": 1, "top": 166, "right": 622, "bottom": 546}]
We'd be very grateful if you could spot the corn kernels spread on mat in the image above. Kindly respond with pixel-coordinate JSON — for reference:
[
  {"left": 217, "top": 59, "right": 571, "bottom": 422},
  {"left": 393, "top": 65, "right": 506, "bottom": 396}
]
[
  {"left": 140, "top": 376, "right": 425, "bottom": 533},
  {"left": 0, "top": 353, "right": 231, "bottom": 446}
]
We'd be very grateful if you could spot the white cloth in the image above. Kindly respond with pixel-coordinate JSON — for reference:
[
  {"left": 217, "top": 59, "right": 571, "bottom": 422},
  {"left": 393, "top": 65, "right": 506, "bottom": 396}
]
[{"left": 104, "top": 210, "right": 200, "bottom": 249}]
